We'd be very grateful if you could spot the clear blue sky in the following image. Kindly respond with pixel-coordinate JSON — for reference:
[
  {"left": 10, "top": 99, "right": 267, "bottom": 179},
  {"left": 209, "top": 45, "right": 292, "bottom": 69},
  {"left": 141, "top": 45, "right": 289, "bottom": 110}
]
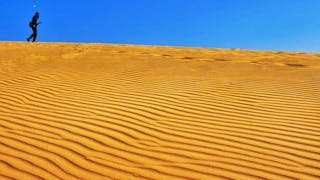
[{"left": 1, "top": 0, "right": 320, "bottom": 52}]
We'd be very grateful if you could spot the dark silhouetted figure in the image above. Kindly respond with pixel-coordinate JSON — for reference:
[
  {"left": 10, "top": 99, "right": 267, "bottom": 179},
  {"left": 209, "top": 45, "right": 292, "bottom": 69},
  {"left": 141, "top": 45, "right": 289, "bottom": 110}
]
[{"left": 27, "top": 12, "right": 40, "bottom": 42}]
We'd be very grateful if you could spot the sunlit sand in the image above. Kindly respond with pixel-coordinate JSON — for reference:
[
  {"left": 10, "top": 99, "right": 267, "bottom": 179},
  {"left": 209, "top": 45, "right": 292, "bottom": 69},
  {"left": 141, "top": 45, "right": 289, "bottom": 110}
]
[{"left": 0, "top": 42, "right": 319, "bottom": 179}]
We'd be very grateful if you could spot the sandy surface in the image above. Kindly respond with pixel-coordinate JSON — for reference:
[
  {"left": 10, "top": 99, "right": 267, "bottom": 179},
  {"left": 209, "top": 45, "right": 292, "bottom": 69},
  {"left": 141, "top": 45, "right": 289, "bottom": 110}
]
[{"left": 0, "top": 42, "right": 319, "bottom": 179}]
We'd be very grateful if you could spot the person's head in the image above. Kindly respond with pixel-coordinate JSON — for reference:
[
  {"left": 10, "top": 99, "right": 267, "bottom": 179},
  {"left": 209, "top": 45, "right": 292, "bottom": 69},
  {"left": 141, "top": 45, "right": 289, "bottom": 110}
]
[{"left": 35, "top": 12, "right": 39, "bottom": 17}]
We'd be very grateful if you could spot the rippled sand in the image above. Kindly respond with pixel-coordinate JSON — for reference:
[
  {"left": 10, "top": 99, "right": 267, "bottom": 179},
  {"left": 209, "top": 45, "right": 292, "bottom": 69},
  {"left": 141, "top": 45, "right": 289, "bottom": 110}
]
[{"left": 0, "top": 42, "right": 319, "bottom": 179}]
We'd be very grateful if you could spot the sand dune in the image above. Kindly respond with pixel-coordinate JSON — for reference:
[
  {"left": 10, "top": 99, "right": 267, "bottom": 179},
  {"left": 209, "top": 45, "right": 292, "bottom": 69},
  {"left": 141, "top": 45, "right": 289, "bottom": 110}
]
[{"left": 0, "top": 42, "right": 319, "bottom": 179}]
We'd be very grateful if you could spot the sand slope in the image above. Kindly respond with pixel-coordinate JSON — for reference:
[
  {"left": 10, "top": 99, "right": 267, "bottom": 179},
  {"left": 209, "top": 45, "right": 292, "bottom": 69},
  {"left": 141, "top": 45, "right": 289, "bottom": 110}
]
[{"left": 0, "top": 42, "right": 319, "bottom": 179}]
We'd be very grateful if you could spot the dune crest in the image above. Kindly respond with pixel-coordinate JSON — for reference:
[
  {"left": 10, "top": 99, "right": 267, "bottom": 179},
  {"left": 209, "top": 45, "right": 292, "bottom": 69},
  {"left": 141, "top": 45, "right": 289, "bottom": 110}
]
[{"left": 0, "top": 42, "right": 319, "bottom": 179}]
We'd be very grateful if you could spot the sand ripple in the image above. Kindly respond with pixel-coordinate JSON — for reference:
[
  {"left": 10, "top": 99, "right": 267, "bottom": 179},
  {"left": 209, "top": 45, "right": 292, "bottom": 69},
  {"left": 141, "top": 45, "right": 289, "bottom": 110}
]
[{"left": 0, "top": 42, "right": 319, "bottom": 179}]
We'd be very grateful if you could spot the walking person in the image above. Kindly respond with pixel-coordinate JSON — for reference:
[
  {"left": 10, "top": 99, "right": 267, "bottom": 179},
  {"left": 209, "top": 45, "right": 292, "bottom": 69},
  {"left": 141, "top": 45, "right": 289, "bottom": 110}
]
[{"left": 27, "top": 12, "right": 41, "bottom": 42}]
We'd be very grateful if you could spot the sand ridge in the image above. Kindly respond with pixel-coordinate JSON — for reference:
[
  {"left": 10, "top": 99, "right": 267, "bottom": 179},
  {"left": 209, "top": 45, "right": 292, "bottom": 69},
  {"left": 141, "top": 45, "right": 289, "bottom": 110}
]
[{"left": 0, "top": 42, "right": 319, "bottom": 179}]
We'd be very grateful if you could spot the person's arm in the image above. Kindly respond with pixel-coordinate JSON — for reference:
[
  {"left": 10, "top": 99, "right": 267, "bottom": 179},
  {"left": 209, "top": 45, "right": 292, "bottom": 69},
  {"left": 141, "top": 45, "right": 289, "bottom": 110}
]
[{"left": 31, "top": 16, "right": 38, "bottom": 27}]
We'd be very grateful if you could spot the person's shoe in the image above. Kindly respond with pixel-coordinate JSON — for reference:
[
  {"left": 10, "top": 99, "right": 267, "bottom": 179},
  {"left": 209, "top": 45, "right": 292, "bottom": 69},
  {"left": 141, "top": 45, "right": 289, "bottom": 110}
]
[{"left": 27, "top": 38, "right": 30, "bottom": 42}]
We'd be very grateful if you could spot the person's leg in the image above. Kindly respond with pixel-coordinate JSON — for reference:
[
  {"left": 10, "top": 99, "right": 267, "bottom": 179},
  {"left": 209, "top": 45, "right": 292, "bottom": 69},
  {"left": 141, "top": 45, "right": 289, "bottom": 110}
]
[
  {"left": 32, "top": 27, "right": 37, "bottom": 42},
  {"left": 27, "top": 32, "right": 34, "bottom": 41}
]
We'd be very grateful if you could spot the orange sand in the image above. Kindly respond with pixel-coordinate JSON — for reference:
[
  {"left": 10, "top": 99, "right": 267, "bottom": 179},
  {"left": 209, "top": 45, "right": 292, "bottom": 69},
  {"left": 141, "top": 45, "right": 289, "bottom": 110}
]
[{"left": 0, "top": 42, "right": 319, "bottom": 179}]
